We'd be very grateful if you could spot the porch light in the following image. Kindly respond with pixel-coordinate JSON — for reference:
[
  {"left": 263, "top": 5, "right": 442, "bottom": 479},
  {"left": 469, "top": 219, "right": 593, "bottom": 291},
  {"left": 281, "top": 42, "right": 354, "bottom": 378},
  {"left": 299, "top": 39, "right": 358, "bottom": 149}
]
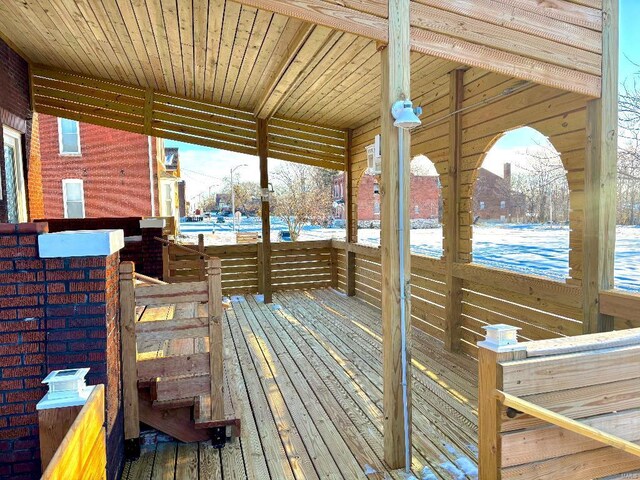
[
  {"left": 481, "top": 324, "right": 521, "bottom": 348},
  {"left": 391, "top": 100, "right": 422, "bottom": 130}
]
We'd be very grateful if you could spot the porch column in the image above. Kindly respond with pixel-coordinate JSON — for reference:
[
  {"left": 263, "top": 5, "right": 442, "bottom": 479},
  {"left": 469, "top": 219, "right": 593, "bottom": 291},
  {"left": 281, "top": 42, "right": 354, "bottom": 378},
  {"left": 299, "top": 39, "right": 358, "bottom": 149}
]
[
  {"left": 583, "top": 0, "right": 618, "bottom": 333},
  {"left": 257, "top": 119, "right": 273, "bottom": 303},
  {"left": 381, "top": 0, "right": 412, "bottom": 469},
  {"left": 345, "top": 129, "right": 356, "bottom": 296},
  {"left": 444, "top": 69, "right": 464, "bottom": 352}
]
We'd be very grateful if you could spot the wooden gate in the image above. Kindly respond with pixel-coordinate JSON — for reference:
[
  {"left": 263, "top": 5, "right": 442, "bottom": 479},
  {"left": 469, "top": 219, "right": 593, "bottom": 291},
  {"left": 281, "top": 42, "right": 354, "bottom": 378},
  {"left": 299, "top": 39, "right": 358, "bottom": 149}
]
[{"left": 119, "top": 259, "right": 239, "bottom": 451}]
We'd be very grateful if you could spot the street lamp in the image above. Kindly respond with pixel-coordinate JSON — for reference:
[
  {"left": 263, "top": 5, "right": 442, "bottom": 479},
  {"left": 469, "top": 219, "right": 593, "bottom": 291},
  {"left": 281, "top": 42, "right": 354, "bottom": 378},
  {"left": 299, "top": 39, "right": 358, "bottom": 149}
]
[{"left": 230, "top": 164, "right": 247, "bottom": 232}]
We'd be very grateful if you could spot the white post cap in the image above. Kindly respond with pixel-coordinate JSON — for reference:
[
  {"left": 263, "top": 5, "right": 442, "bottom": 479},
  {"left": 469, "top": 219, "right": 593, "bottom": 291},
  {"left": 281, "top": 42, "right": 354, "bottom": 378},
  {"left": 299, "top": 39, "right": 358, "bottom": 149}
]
[
  {"left": 37, "top": 368, "right": 94, "bottom": 410},
  {"left": 38, "top": 229, "right": 124, "bottom": 257},
  {"left": 140, "top": 218, "right": 166, "bottom": 229},
  {"left": 477, "top": 324, "right": 526, "bottom": 353}
]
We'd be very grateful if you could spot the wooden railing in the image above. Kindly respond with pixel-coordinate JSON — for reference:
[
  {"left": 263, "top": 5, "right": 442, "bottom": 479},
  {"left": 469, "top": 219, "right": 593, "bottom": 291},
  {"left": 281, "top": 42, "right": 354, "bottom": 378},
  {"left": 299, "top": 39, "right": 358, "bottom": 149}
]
[
  {"left": 478, "top": 329, "right": 640, "bottom": 479},
  {"left": 332, "top": 240, "right": 583, "bottom": 357},
  {"left": 39, "top": 385, "right": 106, "bottom": 480},
  {"left": 164, "top": 239, "right": 336, "bottom": 295}
]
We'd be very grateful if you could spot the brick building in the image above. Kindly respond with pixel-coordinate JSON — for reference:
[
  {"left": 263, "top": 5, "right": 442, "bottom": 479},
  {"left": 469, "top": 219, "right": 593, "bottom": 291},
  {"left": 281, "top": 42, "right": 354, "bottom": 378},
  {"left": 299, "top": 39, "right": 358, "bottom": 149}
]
[
  {"left": 473, "top": 163, "right": 526, "bottom": 222},
  {"left": 0, "top": 37, "right": 43, "bottom": 223},
  {"left": 38, "top": 115, "right": 183, "bottom": 221},
  {"left": 333, "top": 172, "right": 441, "bottom": 222},
  {"left": 335, "top": 163, "right": 524, "bottom": 224}
]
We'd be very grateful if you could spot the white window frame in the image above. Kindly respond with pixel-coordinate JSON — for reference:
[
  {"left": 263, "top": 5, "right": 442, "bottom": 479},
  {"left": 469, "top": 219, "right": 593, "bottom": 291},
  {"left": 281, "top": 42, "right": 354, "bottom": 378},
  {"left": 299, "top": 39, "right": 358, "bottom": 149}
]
[
  {"left": 500, "top": 200, "right": 506, "bottom": 209},
  {"left": 58, "top": 118, "right": 81, "bottom": 155},
  {"left": 3, "top": 126, "right": 28, "bottom": 222},
  {"left": 62, "top": 179, "right": 85, "bottom": 218}
]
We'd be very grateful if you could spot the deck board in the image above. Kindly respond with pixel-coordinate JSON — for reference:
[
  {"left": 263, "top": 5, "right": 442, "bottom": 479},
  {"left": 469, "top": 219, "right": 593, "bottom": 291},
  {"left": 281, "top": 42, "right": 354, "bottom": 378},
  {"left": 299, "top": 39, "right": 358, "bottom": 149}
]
[{"left": 124, "top": 288, "right": 479, "bottom": 479}]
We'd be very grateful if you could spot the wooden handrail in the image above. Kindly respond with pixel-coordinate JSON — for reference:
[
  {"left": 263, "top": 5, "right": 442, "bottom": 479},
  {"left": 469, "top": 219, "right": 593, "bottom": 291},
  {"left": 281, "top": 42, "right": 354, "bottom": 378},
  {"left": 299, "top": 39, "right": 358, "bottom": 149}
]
[
  {"left": 134, "top": 271, "right": 167, "bottom": 285},
  {"left": 155, "top": 236, "right": 211, "bottom": 259},
  {"left": 496, "top": 390, "right": 640, "bottom": 458}
]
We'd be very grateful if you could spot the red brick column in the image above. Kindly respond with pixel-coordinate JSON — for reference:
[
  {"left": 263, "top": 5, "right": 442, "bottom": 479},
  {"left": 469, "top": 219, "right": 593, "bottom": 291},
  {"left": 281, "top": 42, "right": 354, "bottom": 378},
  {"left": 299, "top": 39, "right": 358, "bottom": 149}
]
[
  {"left": 0, "top": 224, "right": 125, "bottom": 480},
  {"left": 0, "top": 222, "right": 48, "bottom": 480}
]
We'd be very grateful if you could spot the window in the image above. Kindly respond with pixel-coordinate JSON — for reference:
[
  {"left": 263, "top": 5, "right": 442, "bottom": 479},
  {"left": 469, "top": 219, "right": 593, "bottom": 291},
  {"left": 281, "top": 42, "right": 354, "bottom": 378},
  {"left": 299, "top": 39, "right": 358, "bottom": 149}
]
[
  {"left": 62, "top": 179, "right": 85, "bottom": 218},
  {"left": 414, "top": 205, "right": 419, "bottom": 214},
  {"left": 373, "top": 201, "right": 380, "bottom": 215},
  {"left": 58, "top": 118, "right": 81, "bottom": 154},
  {"left": 479, "top": 201, "right": 485, "bottom": 210},
  {"left": 3, "top": 127, "right": 27, "bottom": 222},
  {"left": 500, "top": 200, "right": 506, "bottom": 209}
]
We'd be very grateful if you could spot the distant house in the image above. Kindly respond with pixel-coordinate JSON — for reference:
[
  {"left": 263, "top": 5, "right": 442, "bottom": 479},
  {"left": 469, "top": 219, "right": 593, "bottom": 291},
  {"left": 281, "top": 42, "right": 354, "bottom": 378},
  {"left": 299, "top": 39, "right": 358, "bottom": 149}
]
[
  {"left": 335, "top": 163, "right": 524, "bottom": 223},
  {"left": 473, "top": 163, "right": 526, "bottom": 223},
  {"left": 39, "top": 115, "right": 184, "bottom": 221},
  {"left": 333, "top": 172, "right": 440, "bottom": 222}
]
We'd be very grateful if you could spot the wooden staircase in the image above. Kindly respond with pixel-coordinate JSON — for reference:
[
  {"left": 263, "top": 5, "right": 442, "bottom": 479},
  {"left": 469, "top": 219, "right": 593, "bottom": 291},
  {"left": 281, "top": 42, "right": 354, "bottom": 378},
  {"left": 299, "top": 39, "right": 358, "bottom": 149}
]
[{"left": 119, "top": 262, "right": 240, "bottom": 455}]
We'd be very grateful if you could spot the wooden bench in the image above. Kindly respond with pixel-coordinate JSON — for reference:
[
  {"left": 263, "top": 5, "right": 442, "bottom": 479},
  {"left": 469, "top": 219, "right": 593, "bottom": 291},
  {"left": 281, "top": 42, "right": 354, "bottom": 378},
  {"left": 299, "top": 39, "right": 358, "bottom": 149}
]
[{"left": 236, "top": 231, "right": 259, "bottom": 244}]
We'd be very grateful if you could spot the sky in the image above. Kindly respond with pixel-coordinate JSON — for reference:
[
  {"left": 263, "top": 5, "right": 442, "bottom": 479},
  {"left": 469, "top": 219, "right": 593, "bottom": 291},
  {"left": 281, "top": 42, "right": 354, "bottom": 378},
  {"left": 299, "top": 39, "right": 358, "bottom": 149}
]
[{"left": 170, "top": 1, "right": 638, "bottom": 200}]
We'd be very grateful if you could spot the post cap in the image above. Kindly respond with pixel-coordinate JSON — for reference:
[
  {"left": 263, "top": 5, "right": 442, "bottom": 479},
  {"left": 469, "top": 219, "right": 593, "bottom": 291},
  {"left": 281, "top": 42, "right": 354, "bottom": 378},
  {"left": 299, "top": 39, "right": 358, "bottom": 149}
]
[
  {"left": 477, "top": 324, "right": 526, "bottom": 353},
  {"left": 37, "top": 368, "right": 94, "bottom": 410}
]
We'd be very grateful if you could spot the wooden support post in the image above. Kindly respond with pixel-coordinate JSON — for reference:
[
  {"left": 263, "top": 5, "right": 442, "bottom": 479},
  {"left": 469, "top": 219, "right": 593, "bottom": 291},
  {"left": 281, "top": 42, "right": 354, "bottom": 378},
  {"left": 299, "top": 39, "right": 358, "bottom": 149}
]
[
  {"left": 583, "top": 0, "right": 618, "bottom": 333},
  {"left": 198, "top": 233, "right": 205, "bottom": 281},
  {"left": 162, "top": 244, "right": 169, "bottom": 282},
  {"left": 345, "top": 129, "right": 356, "bottom": 296},
  {"left": 258, "top": 119, "right": 273, "bottom": 303},
  {"left": 207, "top": 258, "right": 224, "bottom": 420},
  {"left": 119, "top": 262, "right": 140, "bottom": 457},
  {"left": 477, "top": 339, "right": 527, "bottom": 479},
  {"left": 381, "top": 0, "right": 411, "bottom": 469},
  {"left": 444, "top": 69, "right": 465, "bottom": 352}
]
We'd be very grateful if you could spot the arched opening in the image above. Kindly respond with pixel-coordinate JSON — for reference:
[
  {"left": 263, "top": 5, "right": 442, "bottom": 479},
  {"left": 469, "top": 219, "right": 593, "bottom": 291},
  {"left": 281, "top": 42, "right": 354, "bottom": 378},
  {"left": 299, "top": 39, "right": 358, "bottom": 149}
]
[
  {"left": 356, "top": 154, "right": 443, "bottom": 258},
  {"left": 471, "top": 126, "right": 570, "bottom": 280}
]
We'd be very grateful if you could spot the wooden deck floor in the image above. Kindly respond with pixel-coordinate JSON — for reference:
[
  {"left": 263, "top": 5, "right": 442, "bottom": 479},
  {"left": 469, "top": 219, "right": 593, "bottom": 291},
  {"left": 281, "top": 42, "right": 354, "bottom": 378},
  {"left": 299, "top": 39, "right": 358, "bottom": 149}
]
[{"left": 123, "top": 289, "right": 479, "bottom": 479}]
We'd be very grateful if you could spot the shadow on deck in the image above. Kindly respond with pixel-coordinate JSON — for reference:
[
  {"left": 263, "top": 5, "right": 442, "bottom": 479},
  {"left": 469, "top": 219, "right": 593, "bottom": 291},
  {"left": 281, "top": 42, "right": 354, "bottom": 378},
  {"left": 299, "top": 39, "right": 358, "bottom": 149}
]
[{"left": 123, "top": 288, "right": 479, "bottom": 479}]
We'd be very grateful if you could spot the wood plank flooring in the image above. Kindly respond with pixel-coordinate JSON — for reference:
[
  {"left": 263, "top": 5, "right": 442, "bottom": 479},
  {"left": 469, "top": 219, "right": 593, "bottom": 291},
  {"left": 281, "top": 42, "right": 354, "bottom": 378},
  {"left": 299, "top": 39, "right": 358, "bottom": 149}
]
[{"left": 123, "top": 289, "right": 479, "bottom": 479}]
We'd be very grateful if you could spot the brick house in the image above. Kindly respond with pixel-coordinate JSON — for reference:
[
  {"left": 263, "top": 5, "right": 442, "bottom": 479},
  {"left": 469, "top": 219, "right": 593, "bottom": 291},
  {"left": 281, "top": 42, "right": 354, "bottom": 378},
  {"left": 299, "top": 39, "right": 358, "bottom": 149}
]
[
  {"left": 38, "top": 115, "right": 184, "bottom": 221},
  {"left": 333, "top": 172, "right": 441, "bottom": 222},
  {"left": 336, "top": 163, "right": 524, "bottom": 224},
  {"left": 0, "top": 37, "right": 43, "bottom": 224},
  {"left": 473, "top": 163, "right": 526, "bottom": 222}
]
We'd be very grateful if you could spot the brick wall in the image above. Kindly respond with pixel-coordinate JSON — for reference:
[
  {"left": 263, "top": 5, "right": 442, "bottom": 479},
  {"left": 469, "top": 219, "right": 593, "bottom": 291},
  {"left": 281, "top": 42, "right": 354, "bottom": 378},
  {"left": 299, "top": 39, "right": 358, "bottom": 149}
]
[
  {"left": 39, "top": 114, "right": 157, "bottom": 218},
  {"left": 0, "top": 37, "right": 34, "bottom": 223},
  {"left": 0, "top": 222, "right": 124, "bottom": 480},
  {"left": 0, "top": 222, "right": 48, "bottom": 480},
  {"left": 357, "top": 173, "right": 441, "bottom": 222}
]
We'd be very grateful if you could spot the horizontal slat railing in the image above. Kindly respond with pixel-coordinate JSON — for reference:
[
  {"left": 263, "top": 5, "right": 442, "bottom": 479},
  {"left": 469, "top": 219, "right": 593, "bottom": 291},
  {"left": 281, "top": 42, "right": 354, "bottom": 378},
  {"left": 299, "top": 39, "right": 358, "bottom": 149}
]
[
  {"left": 165, "top": 240, "right": 336, "bottom": 295},
  {"left": 479, "top": 328, "right": 640, "bottom": 479},
  {"left": 331, "top": 240, "right": 585, "bottom": 354}
]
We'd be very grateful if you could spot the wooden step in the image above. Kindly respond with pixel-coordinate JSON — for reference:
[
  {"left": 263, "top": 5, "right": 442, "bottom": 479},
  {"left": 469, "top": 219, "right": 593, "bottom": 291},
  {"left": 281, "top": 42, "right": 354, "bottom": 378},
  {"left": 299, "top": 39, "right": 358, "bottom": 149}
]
[
  {"left": 138, "top": 398, "right": 210, "bottom": 443},
  {"left": 194, "top": 394, "right": 240, "bottom": 438}
]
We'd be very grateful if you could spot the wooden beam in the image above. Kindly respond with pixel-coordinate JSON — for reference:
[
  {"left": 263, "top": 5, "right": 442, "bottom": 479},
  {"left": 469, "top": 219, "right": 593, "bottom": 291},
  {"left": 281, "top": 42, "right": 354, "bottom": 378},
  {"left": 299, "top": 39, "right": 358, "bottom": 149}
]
[
  {"left": 254, "top": 24, "right": 315, "bottom": 119},
  {"left": 583, "top": 0, "right": 617, "bottom": 333},
  {"left": 444, "top": 69, "right": 464, "bottom": 353},
  {"left": 345, "top": 129, "right": 356, "bottom": 296},
  {"left": 118, "top": 262, "right": 140, "bottom": 451},
  {"left": 381, "top": 0, "right": 411, "bottom": 469},
  {"left": 258, "top": 118, "right": 273, "bottom": 303},
  {"left": 233, "top": 0, "right": 601, "bottom": 97}
]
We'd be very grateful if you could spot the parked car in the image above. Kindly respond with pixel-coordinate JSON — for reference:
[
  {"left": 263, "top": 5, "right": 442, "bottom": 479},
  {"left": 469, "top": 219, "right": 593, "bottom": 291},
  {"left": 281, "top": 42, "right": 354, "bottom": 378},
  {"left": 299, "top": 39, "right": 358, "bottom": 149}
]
[
  {"left": 216, "top": 215, "right": 225, "bottom": 223},
  {"left": 278, "top": 230, "right": 292, "bottom": 242}
]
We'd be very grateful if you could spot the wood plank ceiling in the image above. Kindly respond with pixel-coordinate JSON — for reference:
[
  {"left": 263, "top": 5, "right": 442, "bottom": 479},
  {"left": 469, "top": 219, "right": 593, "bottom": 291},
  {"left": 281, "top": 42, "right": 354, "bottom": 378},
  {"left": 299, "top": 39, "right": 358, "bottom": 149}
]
[{"left": 0, "top": 0, "right": 601, "bottom": 133}]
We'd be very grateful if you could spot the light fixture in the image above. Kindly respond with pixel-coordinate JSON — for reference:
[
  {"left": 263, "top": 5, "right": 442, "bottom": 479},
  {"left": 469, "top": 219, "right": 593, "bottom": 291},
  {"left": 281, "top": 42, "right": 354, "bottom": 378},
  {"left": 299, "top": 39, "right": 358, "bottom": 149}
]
[{"left": 391, "top": 100, "right": 422, "bottom": 130}]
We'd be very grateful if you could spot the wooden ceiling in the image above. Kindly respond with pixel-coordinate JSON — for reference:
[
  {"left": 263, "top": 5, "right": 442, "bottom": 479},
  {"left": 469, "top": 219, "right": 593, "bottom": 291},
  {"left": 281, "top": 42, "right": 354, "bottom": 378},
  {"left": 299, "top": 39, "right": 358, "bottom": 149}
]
[{"left": 0, "top": 0, "right": 602, "bottom": 133}]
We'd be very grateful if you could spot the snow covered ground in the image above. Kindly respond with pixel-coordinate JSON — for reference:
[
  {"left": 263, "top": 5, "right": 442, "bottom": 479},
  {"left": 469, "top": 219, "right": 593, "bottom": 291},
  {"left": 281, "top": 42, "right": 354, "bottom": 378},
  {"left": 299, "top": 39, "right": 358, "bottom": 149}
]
[{"left": 179, "top": 219, "right": 640, "bottom": 292}]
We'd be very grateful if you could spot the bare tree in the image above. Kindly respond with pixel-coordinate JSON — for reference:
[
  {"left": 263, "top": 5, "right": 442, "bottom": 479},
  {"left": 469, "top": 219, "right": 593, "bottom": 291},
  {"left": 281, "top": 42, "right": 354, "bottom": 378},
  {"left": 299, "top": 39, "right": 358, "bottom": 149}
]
[
  {"left": 618, "top": 71, "right": 640, "bottom": 224},
  {"left": 271, "top": 163, "right": 333, "bottom": 241}
]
